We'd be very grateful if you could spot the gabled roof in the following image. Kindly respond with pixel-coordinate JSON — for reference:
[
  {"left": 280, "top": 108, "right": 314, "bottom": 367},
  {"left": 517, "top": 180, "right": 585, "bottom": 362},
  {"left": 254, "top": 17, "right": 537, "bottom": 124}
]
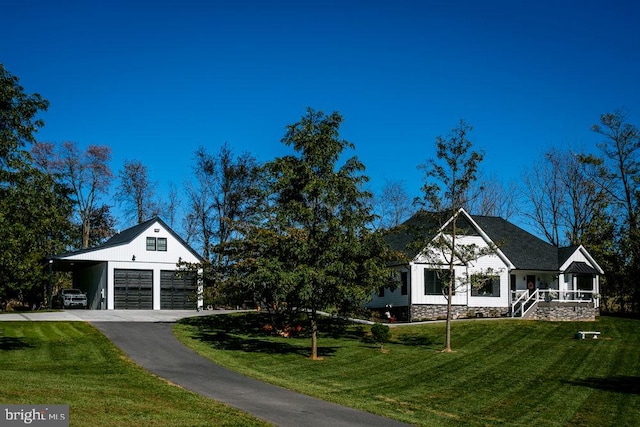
[
  {"left": 469, "top": 215, "right": 559, "bottom": 270},
  {"left": 386, "top": 210, "right": 595, "bottom": 272},
  {"left": 564, "top": 261, "right": 600, "bottom": 275},
  {"left": 52, "top": 217, "right": 204, "bottom": 262}
]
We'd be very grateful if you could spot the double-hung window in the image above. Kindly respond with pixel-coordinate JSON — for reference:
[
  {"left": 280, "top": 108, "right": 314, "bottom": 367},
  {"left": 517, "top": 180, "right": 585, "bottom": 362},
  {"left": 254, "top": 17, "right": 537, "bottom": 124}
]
[
  {"left": 424, "top": 269, "right": 452, "bottom": 295},
  {"left": 146, "top": 237, "right": 157, "bottom": 251},
  {"left": 157, "top": 237, "right": 167, "bottom": 251},
  {"left": 146, "top": 237, "right": 168, "bottom": 251}
]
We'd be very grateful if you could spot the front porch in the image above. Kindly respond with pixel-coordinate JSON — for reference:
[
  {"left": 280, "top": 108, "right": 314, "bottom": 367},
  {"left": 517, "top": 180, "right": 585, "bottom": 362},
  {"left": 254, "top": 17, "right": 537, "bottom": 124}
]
[{"left": 511, "top": 289, "right": 599, "bottom": 321}]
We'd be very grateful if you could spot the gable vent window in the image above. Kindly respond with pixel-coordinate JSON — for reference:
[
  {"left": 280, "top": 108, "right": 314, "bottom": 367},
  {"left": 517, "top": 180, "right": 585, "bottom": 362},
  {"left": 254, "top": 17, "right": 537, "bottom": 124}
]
[{"left": 146, "top": 237, "right": 157, "bottom": 251}]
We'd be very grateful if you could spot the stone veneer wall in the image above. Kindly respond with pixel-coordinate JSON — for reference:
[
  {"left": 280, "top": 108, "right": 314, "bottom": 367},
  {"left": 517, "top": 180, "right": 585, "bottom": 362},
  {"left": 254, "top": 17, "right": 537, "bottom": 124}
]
[
  {"left": 410, "top": 303, "right": 597, "bottom": 322},
  {"left": 529, "top": 302, "right": 597, "bottom": 321},
  {"left": 410, "top": 304, "right": 509, "bottom": 321}
]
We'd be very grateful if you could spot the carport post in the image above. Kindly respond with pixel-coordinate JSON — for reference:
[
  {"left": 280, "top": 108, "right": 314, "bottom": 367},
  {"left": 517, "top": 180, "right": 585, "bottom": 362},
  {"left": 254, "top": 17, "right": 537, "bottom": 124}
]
[{"left": 47, "top": 259, "right": 53, "bottom": 309}]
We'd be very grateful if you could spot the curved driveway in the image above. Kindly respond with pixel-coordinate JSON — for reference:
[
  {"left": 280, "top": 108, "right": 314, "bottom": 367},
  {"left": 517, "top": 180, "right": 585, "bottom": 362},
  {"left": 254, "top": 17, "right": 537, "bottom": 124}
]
[{"left": 90, "top": 316, "right": 412, "bottom": 427}]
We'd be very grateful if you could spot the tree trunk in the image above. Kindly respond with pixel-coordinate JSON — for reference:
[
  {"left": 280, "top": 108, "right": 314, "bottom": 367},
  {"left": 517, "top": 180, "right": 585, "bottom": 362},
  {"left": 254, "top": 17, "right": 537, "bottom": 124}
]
[
  {"left": 443, "top": 213, "right": 457, "bottom": 353},
  {"left": 82, "top": 219, "right": 90, "bottom": 249},
  {"left": 310, "top": 310, "right": 319, "bottom": 360}
]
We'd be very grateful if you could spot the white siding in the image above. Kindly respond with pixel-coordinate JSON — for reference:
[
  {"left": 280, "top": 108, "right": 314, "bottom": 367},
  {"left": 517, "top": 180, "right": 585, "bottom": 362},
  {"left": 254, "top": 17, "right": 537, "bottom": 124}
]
[
  {"left": 59, "top": 220, "right": 202, "bottom": 310},
  {"left": 558, "top": 246, "right": 601, "bottom": 306},
  {"left": 410, "top": 235, "right": 511, "bottom": 308},
  {"left": 559, "top": 246, "right": 602, "bottom": 273},
  {"left": 410, "top": 264, "right": 468, "bottom": 305}
]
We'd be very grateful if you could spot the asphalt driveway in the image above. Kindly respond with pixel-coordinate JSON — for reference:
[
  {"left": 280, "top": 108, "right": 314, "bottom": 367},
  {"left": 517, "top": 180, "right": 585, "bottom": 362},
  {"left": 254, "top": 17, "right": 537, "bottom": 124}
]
[
  {"left": 93, "top": 321, "right": 411, "bottom": 427},
  {"left": 1, "top": 310, "right": 411, "bottom": 426}
]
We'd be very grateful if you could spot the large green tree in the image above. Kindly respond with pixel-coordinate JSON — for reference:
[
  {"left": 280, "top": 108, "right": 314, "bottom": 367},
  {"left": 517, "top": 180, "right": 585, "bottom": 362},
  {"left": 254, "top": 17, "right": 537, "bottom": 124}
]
[
  {"left": 231, "top": 109, "right": 395, "bottom": 359},
  {"left": 0, "top": 63, "right": 73, "bottom": 308},
  {"left": 0, "top": 63, "right": 48, "bottom": 175}
]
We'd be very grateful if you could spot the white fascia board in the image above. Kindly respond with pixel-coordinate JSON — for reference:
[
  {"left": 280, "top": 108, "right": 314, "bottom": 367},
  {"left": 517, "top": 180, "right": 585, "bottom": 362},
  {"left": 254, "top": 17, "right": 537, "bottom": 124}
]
[
  {"left": 431, "top": 208, "right": 515, "bottom": 270},
  {"left": 560, "top": 245, "right": 605, "bottom": 274}
]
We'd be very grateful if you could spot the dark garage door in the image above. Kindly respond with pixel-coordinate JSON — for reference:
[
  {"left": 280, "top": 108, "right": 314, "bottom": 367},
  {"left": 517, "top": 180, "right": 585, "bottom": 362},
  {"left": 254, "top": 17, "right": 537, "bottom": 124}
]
[
  {"left": 160, "top": 270, "right": 197, "bottom": 309},
  {"left": 114, "top": 269, "right": 153, "bottom": 309}
]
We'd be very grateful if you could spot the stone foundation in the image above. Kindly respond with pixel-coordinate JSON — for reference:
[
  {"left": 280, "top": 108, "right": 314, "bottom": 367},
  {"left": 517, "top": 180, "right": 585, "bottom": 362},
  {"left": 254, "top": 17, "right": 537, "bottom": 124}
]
[
  {"left": 529, "top": 302, "right": 598, "bottom": 321},
  {"left": 410, "top": 304, "right": 508, "bottom": 321}
]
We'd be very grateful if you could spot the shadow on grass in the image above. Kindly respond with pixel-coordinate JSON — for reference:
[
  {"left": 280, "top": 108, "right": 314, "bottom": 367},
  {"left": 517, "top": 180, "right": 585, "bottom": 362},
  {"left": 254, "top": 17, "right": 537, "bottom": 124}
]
[
  {"left": 567, "top": 376, "right": 640, "bottom": 394},
  {"left": 179, "top": 312, "right": 341, "bottom": 357},
  {"left": 0, "top": 337, "right": 33, "bottom": 351},
  {"left": 396, "top": 335, "right": 434, "bottom": 347}
]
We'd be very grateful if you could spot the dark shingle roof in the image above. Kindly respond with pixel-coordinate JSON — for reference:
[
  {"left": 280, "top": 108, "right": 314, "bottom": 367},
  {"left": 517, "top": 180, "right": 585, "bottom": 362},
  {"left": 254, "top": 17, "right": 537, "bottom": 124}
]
[
  {"left": 53, "top": 217, "right": 204, "bottom": 262},
  {"left": 386, "top": 211, "right": 570, "bottom": 271},
  {"left": 470, "top": 215, "right": 559, "bottom": 270}
]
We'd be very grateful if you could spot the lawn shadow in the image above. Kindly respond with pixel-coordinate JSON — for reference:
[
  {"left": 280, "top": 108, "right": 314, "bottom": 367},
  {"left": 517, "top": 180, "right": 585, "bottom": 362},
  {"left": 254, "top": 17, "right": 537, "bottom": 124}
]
[
  {"left": 179, "top": 313, "right": 338, "bottom": 357},
  {"left": 0, "top": 337, "right": 34, "bottom": 351},
  {"left": 396, "top": 335, "right": 434, "bottom": 347},
  {"left": 566, "top": 376, "right": 640, "bottom": 394}
]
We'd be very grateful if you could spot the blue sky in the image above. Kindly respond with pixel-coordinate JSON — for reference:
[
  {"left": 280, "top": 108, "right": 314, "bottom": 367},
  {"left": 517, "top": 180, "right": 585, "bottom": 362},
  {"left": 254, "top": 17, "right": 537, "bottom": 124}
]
[{"left": 2, "top": 0, "right": 639, "bottom": 231}]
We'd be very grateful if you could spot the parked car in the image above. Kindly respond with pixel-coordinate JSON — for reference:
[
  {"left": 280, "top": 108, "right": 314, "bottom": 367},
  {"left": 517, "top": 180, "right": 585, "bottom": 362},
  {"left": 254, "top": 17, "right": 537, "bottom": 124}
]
[{"left": 54, "top": 289, "right": 88, "bottom": 309}]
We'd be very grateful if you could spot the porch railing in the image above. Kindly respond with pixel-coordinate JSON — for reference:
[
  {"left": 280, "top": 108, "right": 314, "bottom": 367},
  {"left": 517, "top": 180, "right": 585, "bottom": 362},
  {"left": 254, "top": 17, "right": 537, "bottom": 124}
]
[
  {"left": 511, "top": 289, "right": 598, "bottom": 317},
  {"left": 511, "top": 289, "right": 538, "bottom": 318}
]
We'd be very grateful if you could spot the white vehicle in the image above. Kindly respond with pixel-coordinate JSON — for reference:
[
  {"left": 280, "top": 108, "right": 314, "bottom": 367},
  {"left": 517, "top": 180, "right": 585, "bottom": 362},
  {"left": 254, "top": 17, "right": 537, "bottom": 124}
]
[{"left": 54, "top": 289, "right": 88, "bottom": 309}]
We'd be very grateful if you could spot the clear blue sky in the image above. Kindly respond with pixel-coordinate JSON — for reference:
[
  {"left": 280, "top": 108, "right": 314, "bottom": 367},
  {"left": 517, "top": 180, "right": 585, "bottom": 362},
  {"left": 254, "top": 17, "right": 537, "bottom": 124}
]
[{"left": 2, "top": 0, "right": 638, "bottom": 230}]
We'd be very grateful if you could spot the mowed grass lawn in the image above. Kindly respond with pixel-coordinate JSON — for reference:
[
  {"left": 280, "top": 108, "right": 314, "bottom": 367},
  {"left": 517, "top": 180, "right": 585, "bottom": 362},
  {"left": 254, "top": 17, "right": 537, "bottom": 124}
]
[
  {"left": 175, "top": 313, "right": 640, "bottom": 426},
  {"left": 0, "top": 321, "right": 269, "bottom": 427}
]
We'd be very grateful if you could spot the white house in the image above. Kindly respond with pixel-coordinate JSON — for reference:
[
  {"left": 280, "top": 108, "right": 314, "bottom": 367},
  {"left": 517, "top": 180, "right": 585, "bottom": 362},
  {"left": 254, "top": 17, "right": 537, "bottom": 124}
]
[
  {"left": 369, "top": 209, "right": 603, "bottom": 322},
  {"left": 49, "top": 217, "right": 204, "bottom": 310}
]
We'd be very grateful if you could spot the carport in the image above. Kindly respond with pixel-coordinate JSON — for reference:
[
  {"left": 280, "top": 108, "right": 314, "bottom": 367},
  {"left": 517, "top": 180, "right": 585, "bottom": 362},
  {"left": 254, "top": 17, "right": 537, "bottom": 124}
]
[{"left": 47, "top": 258, "right": 107, "bottom": 310}]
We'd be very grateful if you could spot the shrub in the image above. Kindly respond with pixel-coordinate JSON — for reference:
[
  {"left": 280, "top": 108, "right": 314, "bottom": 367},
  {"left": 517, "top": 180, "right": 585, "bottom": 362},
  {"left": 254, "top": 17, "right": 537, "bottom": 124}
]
[{"left": 370, "top": 323, "right": 391, "bottom": 351}]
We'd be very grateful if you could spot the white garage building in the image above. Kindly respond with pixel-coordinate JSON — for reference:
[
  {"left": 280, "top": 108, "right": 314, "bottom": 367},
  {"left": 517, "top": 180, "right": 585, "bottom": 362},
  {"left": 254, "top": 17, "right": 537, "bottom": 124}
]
[{"left": 49, "top": 217, "right": 204, "bottom": 310}]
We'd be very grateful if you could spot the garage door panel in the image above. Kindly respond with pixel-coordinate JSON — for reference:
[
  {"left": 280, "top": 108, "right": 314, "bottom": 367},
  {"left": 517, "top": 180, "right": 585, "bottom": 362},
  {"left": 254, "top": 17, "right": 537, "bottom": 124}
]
[
  {"left": 114, "top": 269, "right": 153, "bottom": 309},
  {"left": 160, "top": 270, "right": 196, "bottom": 309}
]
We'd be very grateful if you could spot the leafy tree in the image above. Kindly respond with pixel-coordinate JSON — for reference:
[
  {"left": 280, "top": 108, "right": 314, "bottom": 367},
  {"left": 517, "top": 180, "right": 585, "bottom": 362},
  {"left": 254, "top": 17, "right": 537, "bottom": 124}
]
[
  {"left": 0, "top": 166, "right": 74, "bottom": 307},
  {"left": 116, "top": 159, "right": 162, "bottom": 224},
  {"left": 0, "top": 64, "right": 73, "bottom": 308},
  {"left": 231, "top": 109, "right": 396, "bottom": 360},
  {"left": 415, "top": 120, "right": 484, "bottom": 353},
  {"left": 0, "top": 63, "right": 48, "bottom": 173}
]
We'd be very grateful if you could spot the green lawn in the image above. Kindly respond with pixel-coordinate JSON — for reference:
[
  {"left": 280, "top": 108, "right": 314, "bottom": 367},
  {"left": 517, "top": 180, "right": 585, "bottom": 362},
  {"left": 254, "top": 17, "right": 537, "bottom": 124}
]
[
  {"left": 0, "top": 322, "right": 269, "bottom": 427},
  {"left": 175, "top": 313, "right": 640, "bottom": 426}
]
